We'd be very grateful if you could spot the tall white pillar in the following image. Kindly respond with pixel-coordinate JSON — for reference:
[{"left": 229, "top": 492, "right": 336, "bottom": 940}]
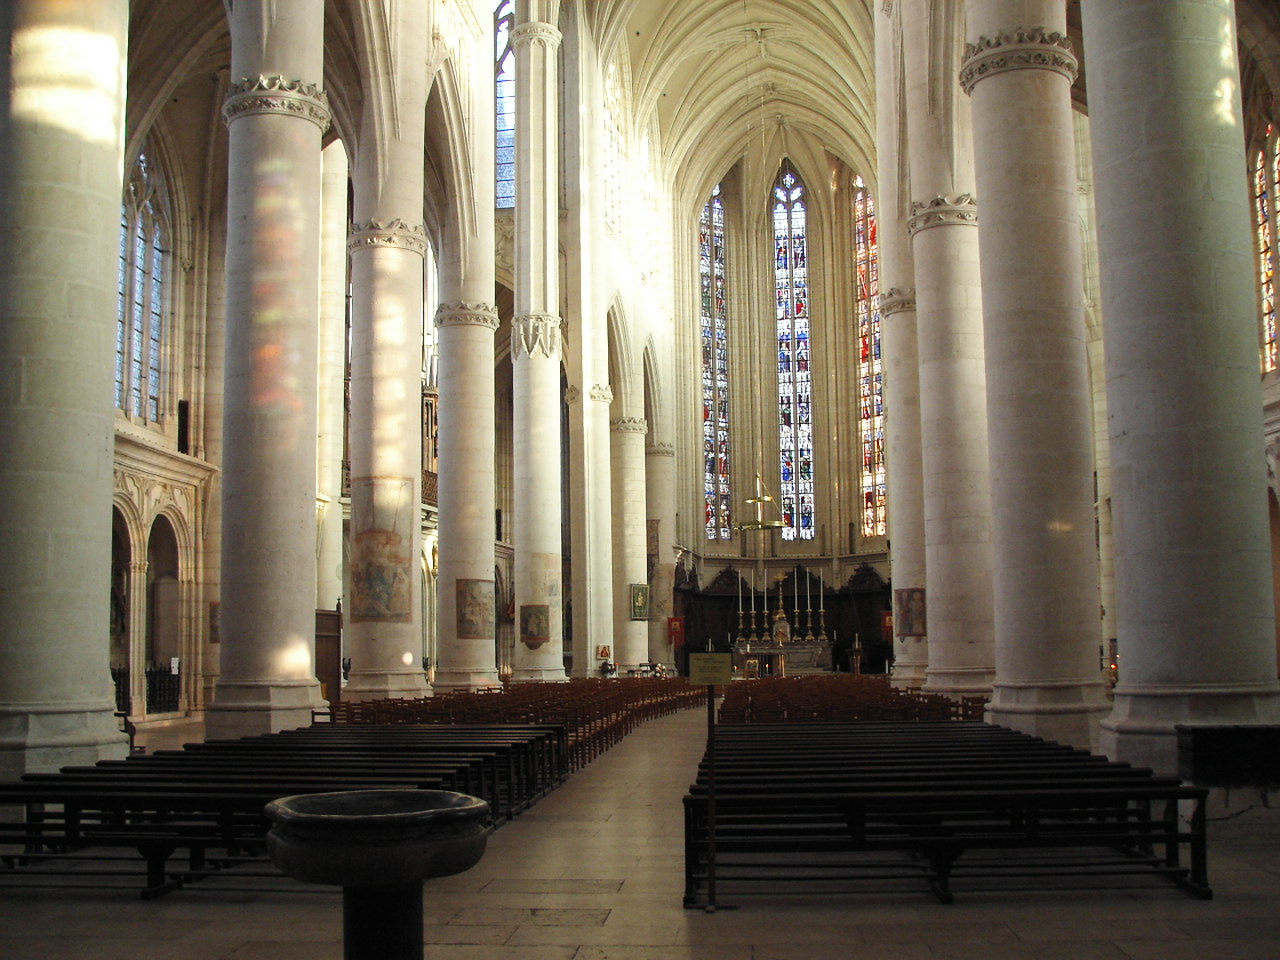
[
  {"left": 901, "top": 0, "right": 996, "bottom": 696},
  {"left": 961, "top": 2, "right": 1110, "bottom": 747},
  {"left": 876, "top": 0, "right": 927, "bottom": 689},
  {"left": 646, "top": 441, "right": 678, "bottom": 668},
  {"left": 208, "top": 0, "right": 328, "bottom": 737},
  {"left": 343, "top": 6, "right": 431, "bottom": 701},
  {"left": 1083, "top": 0, "right": 1280, "bottom": 772},
  {"left": 611, "top": 415, "right": 649, "bottom": 671},
  {"left": 316, "top": 141, "right": 348, "bottom": 614},
  {"left": 0, "top": 0, "right": 131, "bottom": 776},
  {"left": 511, "top": 7, "right": 567, "bottom": 681},
  {"left": 434, "top": 23, "right": 500, "bottom": 692}
]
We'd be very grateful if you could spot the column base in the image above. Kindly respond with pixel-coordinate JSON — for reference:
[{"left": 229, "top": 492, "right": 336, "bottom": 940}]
[
  {"left": 343, "top": 671, "right": 431, "bottom": 702},
  {"left": 1099, "top": 680, "right": 1280, "bottom": 775},
  {"left": 0, "top": 701, "right": 129, "bottom": 778},
  {"left": 922, "top": 665, "right": 994, "bottom": 698},
  {"left": 890, "top": 639, "right": 929, "bottom": 689},
  {"left": 205, "top": 679, "right": 327, "bottom": 739},
  {"left": 509, "top": 669, "right": 568, "bottom": 683},
  {"left": 432, "top": 669, "right": 501, "bottom": 693},
  {"left": 987, "top": 677, "right": 1112, "bottom": 751}
]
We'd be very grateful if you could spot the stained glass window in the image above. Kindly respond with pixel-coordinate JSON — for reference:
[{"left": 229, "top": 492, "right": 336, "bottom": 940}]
[
  {"left": 773, "top": 163, "right": 815, "bottom": 541},
  {"left": 1256, "top": 127, "right": 1280, "bottom": 374},
  {"left": 116, "top": 151, "right": 167, "bottom": 423},
  {"left": 701, "top": 185, "right": 732, "bottom": 540},
  {"left": 854, "top": 175, "right": 884, "bottom": 537},
  {"left": 495, "top": 1, "right": 516, "bottom": 209}
]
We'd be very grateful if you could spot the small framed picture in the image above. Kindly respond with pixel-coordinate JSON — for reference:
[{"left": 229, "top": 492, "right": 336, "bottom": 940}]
[{"left": 629, "top": 583, "right": 650, "bottom": 621}]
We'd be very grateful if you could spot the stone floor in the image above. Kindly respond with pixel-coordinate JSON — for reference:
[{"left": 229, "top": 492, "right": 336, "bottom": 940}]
[{"left": 3, "top": 705, "right": 1280, "bottom": 959}]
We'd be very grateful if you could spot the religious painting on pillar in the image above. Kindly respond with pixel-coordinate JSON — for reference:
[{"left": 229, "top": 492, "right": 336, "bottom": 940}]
[
  {"left": 457, "top": 579, "right": 495, "bottom": 639},
  {"left": 894, "top": 588, "right": 926, "bottom": 637},
  {"left": 520, "top": 604, "right": 550, "bottom": 649},
  {"left": 349, "top": 477, "right": 414, "bottom": 622},
  {"left": 630, "top": 584, "right": 650, "bottom": 620}
]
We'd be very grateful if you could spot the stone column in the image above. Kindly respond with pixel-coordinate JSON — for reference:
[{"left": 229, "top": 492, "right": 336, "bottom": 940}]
[
  {"left": 208, "top": 0, "right": 328, "bottom": 737},
  {"left": 881, "top": 292, "right": 929, "bottom": 687},
  {"left": 434, "top": 23, "right": 500, "bottom": 692},
  {"left": 511, "top": 7, "right": 567, "bottom": 681},
  {"left": 646, "top": 441, "right": 678, "bottom": 668},
  {"left": 1083, "top": 0, "right": 1280, "bottom": 772},
  {"left": 435, "top": 300, "right": 501, "bottom": 690},
  {"left": 316, "top": 141, "right": 348, "bottom": 613},
  {"left": 876, "top": 0, "right": 927, "bottom": 689},
  {"left": 611, "top": 415, "right": 649, "bottom": 671},
  {"left": 343, "top": 7, "right": 432, "bottom": 701},
  {"left": 901, "top": 0, "right": 996, "bottom": 696},
  {"left": 0, "top": 0, "right": 131, "bottom": 776},
  {"left": 564, "top": 384, "right": 615, "bottom": 677},
  {"left": 201, "top": 205, "right": 228, "bottom": 711},
  {"left": 960, "top": 2, "right": 1110, "bottom": 746},
  {"left": 127, "top": 560, "right": 149, "bottom": 717}
]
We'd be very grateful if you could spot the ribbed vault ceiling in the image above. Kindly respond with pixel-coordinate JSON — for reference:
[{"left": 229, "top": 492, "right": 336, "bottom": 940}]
[{"left": 592, "top": 0, "right": 876, "bottom": 202}]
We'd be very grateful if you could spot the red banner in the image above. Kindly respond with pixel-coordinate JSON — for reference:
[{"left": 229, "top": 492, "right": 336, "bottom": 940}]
[{"left": 668, "top": 616, "right": 686, "bottom": 650}]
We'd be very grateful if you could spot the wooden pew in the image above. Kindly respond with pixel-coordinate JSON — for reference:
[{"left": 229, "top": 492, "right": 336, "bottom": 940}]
[{"left": 683, "top": 721, "right": 1211, "bottom": 905}]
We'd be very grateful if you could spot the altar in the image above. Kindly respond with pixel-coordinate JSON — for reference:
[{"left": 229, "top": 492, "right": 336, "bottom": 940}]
[{"left": 732, "top": 639, "right": 833, "bottom": 678}]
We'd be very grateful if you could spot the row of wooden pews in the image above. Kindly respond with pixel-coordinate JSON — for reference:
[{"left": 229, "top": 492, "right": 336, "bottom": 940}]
[
  {"left": 683, "top": 720, "right": 1211, "bottom": 906},
  {"left": 717, "top": 675, "right": 988, "bottom": 723},
  {"left": 0, "top": 722, "right": 565, "bottom": 897},
  {"left": 326, "top": 677, "right": 703, "bottom": 770}
]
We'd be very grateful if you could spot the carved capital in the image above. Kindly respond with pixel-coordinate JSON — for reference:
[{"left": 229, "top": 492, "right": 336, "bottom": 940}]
[
  {"left": 959, "top": 27, "right": 1077, "bottom": 95},
  {"left": 223, "top": 75, "right": 331, "bottom": 131},
  {"left": 564, "top": 385, "right": 581, "bottom": 404},
  {"left": 879, "top": 287, "right": 917, "bottom": 317},
  {"left": 646, "top": 442, "right": 676, "bottom": 458},
  {"left": 907, "top": 194, "right": 978, "bottom": 235},
  {"left": 512, "top": 312, "right": 562, "bottom": 360},
  {"left": 435, "top": 301, "right": 499, "bottom": 330},
  {"left": 349, "top": 218, "right": 429, "bottom": 257},
  {"left": 511, "top": 21, "right": 562, "bottom": 49},
  {"left": 589, "top": 384, "right": 613, "bottom": 404},
  {"left": 611, "top": 416, "right": 647, "bottom": 435}
]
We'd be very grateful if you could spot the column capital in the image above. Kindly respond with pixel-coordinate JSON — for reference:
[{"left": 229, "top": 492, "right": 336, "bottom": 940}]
[
  {"left": 511, "top": 21, "right": 563, "bottom": 49},
  {"left": 907, "top": 194, "right": 978, "bottom": 235},
  {"left": 959, "top": 27, "right": 1077, "bottom": 95},
  {"left": 589, "top": 384, "right": 613, "bottom": 404},
  {"left": 223, "top": 75, "right": 331, "bottom": 131},
  {"left": 349, "top": 218, "right": 429, "bottom": 257},
  {"left": 435, "top": 301, "right": 499, "bottom": 330},
  {"left": 646, "top": 442, "right": 675, "bottom": 458},
  {"left": 611, "top": 417, "right": 647, "bottom": 435},
  {"left": 880, "top": 287, "right": 917, "bottom": 317},
  {"left": 512, "top": 312, "right": 562, "bottom": 360}
]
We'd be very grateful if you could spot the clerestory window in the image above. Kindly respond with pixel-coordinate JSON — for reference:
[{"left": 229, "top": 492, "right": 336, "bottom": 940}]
[
  {"left": 116, "top": 151, "right": 167, "bottom": 423},
  {"left": 773, "top": 162, "right": 815, "bottom": 541},
  {"left": 495, "top": 1, "right": 516, "bottom": 209},
  {"left": 700, "top": 184, "right": 731, "bottom": 540},
  {"left": 854, "top": 174, "right": 884, "bottom": 537}
]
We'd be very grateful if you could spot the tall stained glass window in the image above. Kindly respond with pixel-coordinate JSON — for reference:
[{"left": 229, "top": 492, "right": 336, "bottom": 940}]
[
  {"left": 701, "top": 185, "right": 731, "bottom": 540},
  {"left": 495, "top": 1, "right": 516, "bottom": 209},
  {"left": 854, "top": 174, "right": 884, "bottom": 537},
  {"left": 773, "top": 163, "right": 815, "bottom": 541},
  {"left": 1255, "top": 126, "right": 1279, "bottom": 373},
  {"left": 117, "top": 151, "right": 166, "bottom": 422}
]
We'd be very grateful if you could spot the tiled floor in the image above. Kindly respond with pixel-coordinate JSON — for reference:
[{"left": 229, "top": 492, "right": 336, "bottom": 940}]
[{"left": 4, "top": 706, "right": 1280, "bottom": 959}]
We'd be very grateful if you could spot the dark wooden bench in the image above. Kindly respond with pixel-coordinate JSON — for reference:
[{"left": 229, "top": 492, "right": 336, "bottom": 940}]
[
  {"left": 0, "top": 722, "right": 563, "bottom": 897},
  {"left": 683, "top": 722, "right": 1212, "bottom": 906}
]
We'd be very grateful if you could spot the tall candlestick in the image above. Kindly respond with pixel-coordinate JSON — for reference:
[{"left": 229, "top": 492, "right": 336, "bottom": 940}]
[{"left": 819, "top": 576, "right": 824, "bottom": 612}]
